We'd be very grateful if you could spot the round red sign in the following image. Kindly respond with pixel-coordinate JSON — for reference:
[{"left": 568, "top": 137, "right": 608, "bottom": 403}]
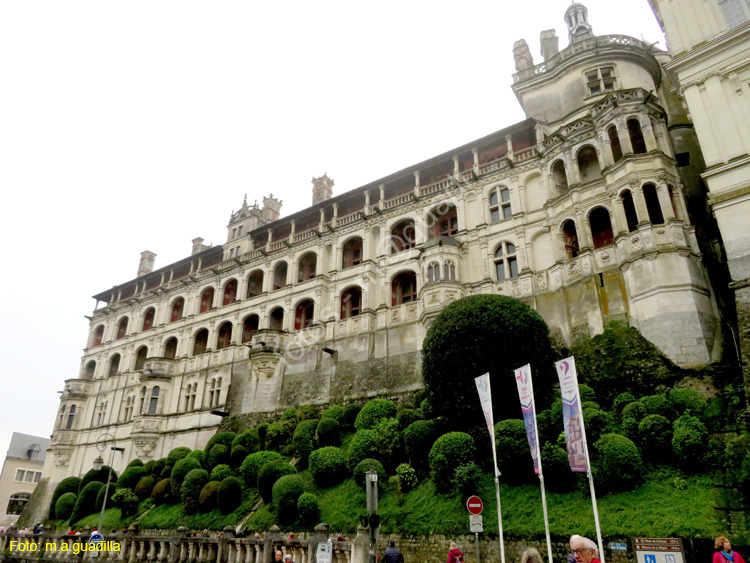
[{"left": 466, "top": 495, "right": 483, "bottom": 515}]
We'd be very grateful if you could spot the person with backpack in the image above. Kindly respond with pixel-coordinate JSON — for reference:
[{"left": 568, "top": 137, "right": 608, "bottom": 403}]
[
  {"left": 382, "top": 540, "right": 404, "bottom": 563},
  {"left": 448, "top": 541, "right": 464, "bottom": 563}
]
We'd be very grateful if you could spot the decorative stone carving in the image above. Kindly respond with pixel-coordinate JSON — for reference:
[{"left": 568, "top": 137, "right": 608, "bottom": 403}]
[
  {"left": 352, "top": 318, "right": 361, "bottom": 331},
  {"left": 391, "top": 308, "right": 401, "bottom": 322},
  {"left": 338, "top": 321, "right": 347, "bottom": 335},
  {"left": 52, "top": 447, "right": 72, "bottom": 467},
  {"left": 631, "top": 235, "right": 642, "bottom": 251},
  {"left": 446, "top": 291, "right": 458, "bottom": 301},
  {"left": 406, "top": 304, "right": 418, "bottom": 319},
  {"left": 522, "top": 278, "right": 532, "bottom": 295},
  {"left": 250, "top": 354, "right": 280, "bottom": 379},
  {"left": 133, "top": 438, "right": 157, "bottom": 459},
  {"left": 511, "top": 281, "right": 520, "bottom": 296},
  {"left": 568, "top": 260, "right": 582, "bottom": 277},
  {"left": 535, "top": 274, "right": 547, "bottom": 290},
  {"left": 428, "top": 292, "right": 440, "bottom": 305},
  {"left": 599, "top": 249, "right": 611, "bottom": 263}
]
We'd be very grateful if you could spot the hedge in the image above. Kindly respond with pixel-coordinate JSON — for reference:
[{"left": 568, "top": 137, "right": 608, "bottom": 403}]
[
  {"left": 309, "top": 447, "right": 347, "bottom": 487},
  {"left": 70, "top": 481, "right": 104, "bottom": 523},
  {"left": 541, "top": 443, "right": 577, "bottom": 492},
  {"left": 316, "top": 417, "right": 341, "bottom": 448},
  {"left": 454, "top": 463, "right": 482, "bottom": 500},
  {"left": 116, "top": 466, "right": 147, "bottom": 490},
  {"left": 594, "top": 433, "right": 643, "bottom": 492},
  {"left": 257, "top": 423, "right": 269, "bottom": 450},
  {"left": 217, "top": 476, "right": 243, "bottom": 514},
  {"left": 240, "top": 451, "right": 285, "bottom": 488},
  {"left": 347, "top": 430, "right": 380, "bottom": 471},
  {"left": 297, "top": 493, "right": 320, "bottom": 526},
  {"left": 612, "top": 392, "right": 637, "bottom": 414},
  {"left": 171, "top": 457, "right": 203, "bottom": 484},
  {"left": 95, "top": 482, "right": 116, "bottom": 512},
  {"left": 127, "top": 459, "right": 144, "bottom": 468},
  {"left": 258, "top": 460, "right": 297, "bottom": 504},
  {"left": 232, "top": 429, "right": 260, "bottom": 456},
  {"left": 267, "top": 419, "right": 296, "bottom": 450},
  {"left": 134, "top": 476, "right": 157, "bottom": 501},
  {"left": 292, "top": 419, "right": 319, "bottom": 467},
  {"left": 353, "top": 459, "right": 386, "bottom": 488},
  {"left": 322, "top": 405, "right": 344, "bottom": 422},
  {"left": 166, "top": 447, "right": 192, "bottom": 468},
  {"left": 199, "top": 481, "right": 221, "bottom": 512},
  {"left": 396, "top": 408, "right": 422, "bottom": 431},
  {"left": 54, "top": 492, "right": 77, "bottom": 521},
  {"left": 210, "top": 464, "right": 234, "bottom": 482},
  {"left": 296, "top": 405, "right": 317, "bottom": 422},
  {"left": 429, "top": 432, "right": 476, "bottom": 492},
  {"left": 151, "top": 478, "right": 176, "bottom": 506},
  {"left": 111, "top": 488, "right": 139, "bottom": 517},
  {"left": 181, "top": 468, "right": 209, "bottom": 514},
  {"left": 186, "top": 450, "right": 206, "bottom": 468},
  {"left": 144, "top": 458, "right": 166, "bottom": 477},
  {"left": 669, "top": 388, "right": 707, "bottom": 418},
  {"left": 641, "top": 395, "right": 673, "bottom": 419},
  {"left": 272, "top": 474, "right": 305, "bottom": 525},
  {"left": 50, "top": 477, "right": 81, "bottom": 519},
  {"left": 207, "top": 444, "right": 231, "bottom": 470},
  {"left": 355, "top": 399, "right": 397, "bottom": 431}
]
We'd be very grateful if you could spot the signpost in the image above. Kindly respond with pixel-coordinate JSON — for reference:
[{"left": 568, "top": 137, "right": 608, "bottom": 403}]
[
  {"left": 634, "top": 538, "right": 684, "bottom": 563},
  {"left": 467, "top": 495, "right": 483, "bottom": 563},
  {"left": 466, "top": 496, "right": 483, "bottom": 515}
]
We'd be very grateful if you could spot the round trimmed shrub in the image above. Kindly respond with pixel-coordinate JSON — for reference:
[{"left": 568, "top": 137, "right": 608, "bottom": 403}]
[
  {"left": 429, "top": 432, "right": 476, "bottom": 492},
  {"left": 151, "top": 478, "right": 176, "bottom": 505},
  {"left": 217, "top": 476, "right": 243, "bottom": 514},
  {"left": 621, "top": 401, "right": 646, "bottom": 439},
  {"left": 257, "top": 423, "right": 269, "bottom": 450},
  {"left": 672, "top": 414, "right": 709, "bottom": 469},
  {"left": 404, "top": 420, "right": 436, "bottom": 470},
  {"left": 199, "top": 481, "right": 220, "bottom": 512},
  {"left": 355, "top": 399, "right": 397, "bottom": 431},
  {"left": 582, "top": 405, "right": 612, "bottom": 444},
  {"left": 135, "top": 476, "right": 156, "bottom": 501},
  {"left": 316, "top": 417, "right": 341, "bottom": 448},
  {"left": 292, "top": 419, "right": 319, "bottom": 467},
  {"left": 205, "top": 432, "right": 237, "bottom": 457},
  {"left": 613, "top": 392, "right": 637, "bottom": 414},
  {"left": 231, "top": 445, "right": 249, "bottom": 467},
  {"left": 725, "top": 435, "right": 750, "bottom": 489},
  {"left": 50, "top": 476, "right": 81, "bottom": 519},
  {"left": 127, "top": 459, "right": 144, "bottom": 468},
  {"left": 144, "top": 458, "right": 167, "bottom": 477},
  {"left": 454, "top": 462, "right": 482, "bottom": 500},
  {"left": 372, "top": 418, "right": 402, "bottom": 472},
  {"left": 111, "top": 488, "right": 139, "bottom": 517},
  {"left": 267, "top": 419, "right": 296, "bottom": 450},
  {"left": 79, "top": 466, "right": 117, "bottom": 494},
  {"left": 166, "top": 447, "right": 192, "bottom": 468},
  {"left": 494, "top": 419, "right": 533, "bottom": 484},
  {"left": 239, "top": 451, "right": 285, "bottom": 488},
  {"left": 309, "top": 447, "right": 347, "bottom": 487},
  {"left": 186, "top": 449, "right": 206, "bottom": 468},
  {"left": 396, "top": 408, "right": 422, "bottom": 431},
  {"left": 282, "top": 407, "right": 297, "bottom": 421},
  {"left": 638, "top": 414, "right": 672, "bottom": 462},
  {"left": 272, "top": 474, "right": 305, "bottom": 525},
  {"left": 322, "top": 405, "right": 344, "bottom": 422},
  {"left": 95, "top": 482, "right": 116, "bottom": 512},
  {"left": 579, "top": 384, "right": 597, "bottom": 403},
  {"left": 258, "top": 460, "right": 297, "bottom": 504},
  {"left": 232, "top": 430, "right": 260, "bottom": 456},
  {"left": 210, "top": 464, "right": 234, "bottom": 482},
  {"left": 353, "top": 459, "right": 386, "bottom": 488},
  {"left": 669, "top": 388, "right": 707, "bottom": 417},
  {"left": 171, "top": 457, "right": 202, "bottom": 484},
  {"left": 343, "top": 404, "right": 361, "bottom": 428},
  {"left": 296, "top": 404, "right": 317, "bottom": 422},
  {"left": 640, "top": 394, "right": 673, "bottom": 419},
  {"left": 395, "top": 463, "right": 418, "bottom": 492},
  {"left": 70, "top": 481, "right": 104, "bottom": 523},
  {"left": 181, "top": 468, "right": 209, "bottom": 514},
  {"left": 541, "top": 443, "right": 577, "bottom": 492},
  {"left": 593, "top": 433, "right": 643, "bottom": 492},
  {"left": 55, "top": 492, "right": 77, "bottom": 521},
  {"left": 347, "top": 430, "right": 379, "bottom": 471},
  {"left": 420, "top": 398, "right": 434, "bottom": 419},
  {"left": 116, "top": 466, "right": 147, "bottom": 490},
  {"left": 297, "top": 492, "right": 320, "bottom": 526},
  {"left": 207, "top": 444, "right": 230, "bottom": 470}
]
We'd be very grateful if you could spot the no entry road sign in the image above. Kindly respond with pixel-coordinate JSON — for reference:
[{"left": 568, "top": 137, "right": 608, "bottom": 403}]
[{"left": 466, "top": 495, "right": 483, "bottom": 515}]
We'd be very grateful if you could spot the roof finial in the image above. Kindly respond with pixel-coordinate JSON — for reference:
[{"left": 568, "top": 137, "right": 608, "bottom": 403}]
[{"left": 243, "top": 193, "right": 247, "bottom": 206}]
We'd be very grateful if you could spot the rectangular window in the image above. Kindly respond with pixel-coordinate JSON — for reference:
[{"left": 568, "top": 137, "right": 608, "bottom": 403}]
[
  {"left": 229, "top": 248, "right": 235, "bottom": 258},
  {"left": 24, "top": 472, "right": 34, "bottom": 482},
  {"left": 232, "top": 228, "right": 237, "bottom": 240},
  {"left": 34, "top": 472, "right": 41, "bottom": 483},
  {"left": 238, "top": 226, "right": 243, "bottom": 236},
  {"left": 718, "top": 0, "right": 749, "bottom": 27},
  {"left": 508, "top": 257, "right": 519, "bottom": 278},
  {"left": 586, "top": 67, "right": 616, "bottom": 96},
  {"left": 15, "top": 470, "right": 24, "bottom": 481},
  {"left": 490, "top": 209, "right": 500, "bottom": 223}
]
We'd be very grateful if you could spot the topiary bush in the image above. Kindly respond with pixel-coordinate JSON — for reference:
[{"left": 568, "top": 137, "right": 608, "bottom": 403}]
[
  {"left": 296, "top": 404, "right": 317, "bottom": 422},
  {"left": 50, "top": 476, "right": 81, "bottom": 519},
  {"left": 282, "top": 408, "right": 297, "bottom": 421},
  {"left": 199, "top": 481, "right": 221, "bottom": 512},
  {"left": 578, "top": 384, "right": 597, "bottom": 402},
  {"left": 116, "top": 466, "right": 148, "bottom": 490},
  {"left": 612, "top": 392, "right": 637, "bottom": 415},
  {"left": 232, "top": 430, "right": 260, "bottom": 457},
  {"left": 353, "top": 459, "right": 386, "bottom": 488},
  {"left": 111, "top": 488, "right": 139, "bottom": 517},
  {"left": 429, "top": 432, "right": 476, "bottom": 492},
  {"left": 151, "top": 478, "right": 176, "bottom": 506},
  {"left": 316, "top": 417, "right": 341, "bottom": 448},
  {"left": 217, "top": 476, "right": 243, "bottom": 514},
  {"left": 322, "top": 405, "right": 344, "bottom": 422},
  {"left": 395, "top": 463, "right": 418, "bottom": 492},
  {"left": 621, "top": 401, "right": 646, "bottom": 439},
  {"left": 127, "top": 459, "right": 144, "bottom": 468},
  {"left": 396, "top": 408, "right": 422, "bottom": 431},
  {"left": 181, "top": 468, "right": 209, "bottom": 514},
  {"left": 79, "top": 466, "right": 117, "bottom": 494},
  {"left": 420, "top": 397, "right": 434, "bottom": 419},
  {"left": 272, "top": 474, "right": 305, "bottom": 525},
  {"left": 725, "top": 435, "right": 750, "bottom": 491},
  {"left": 239, "top": 451, "right": 285, "bottom": 488},
  {"left": 144, "top": 458, "right": 167, "bottom": 477},
  {"left": 354, "top": 399, "right": 397, "bottom": 431},
  {"left": 207, "top": 445, "right": 231, "bottom": 470},
  {"left": 494, "top": 419, "right": 533, "bottom": 484},
  {"left": 309, "top": 447, "right": 347, "bottom": 487},
  {"left": 257, "top": 423, "right": 269, "bottom": 450},
  {"left": 372, "top": 418, "right": 403, "bottom": 472},
  {"left": 210, "top": 464, "right": 234, "bottom": 482},
  {"left": 205, "top": 432, "right": 237, "bottom": 457},
  {"left": 231, "top": 446, "right": 249, "bottom": 467},
  {"left": 171, "top": 457, "right": 203, "bottom": 484},
  {"left": 95, "top": 482, "right": 116, "bottom": 512},
  {"left": 70, "top": 481, "right": 104, "bottom": 523},
  {"left": 454, "top": 462, "right": 482, "bottom": 500},
  {"left": 672, "top": 414, "right": 709, "bottom": 469},
  {"left": 297, "top": 492, "right": 320, "bottom": 526},
  {"left": 258, "top": 460, "right": 297, "bottom": 504},
  {"left": 638, "top": 414, "right": 672, "bottom": 462},
  {"left": 347, "top": 430, "right": 380, "bottom": 471},
  {"left": 422, "top": 295, "right": 556, "bottom": 426},
  {"left": 669, "top": 388, "right": 707, "bottom": 418},
  {"left": 593, "top": 433, "right": 643, "bottom": 493},
  {"left": 404, "top": 420, "right": 437, "bottom": 470},
  {"left": 54, "top": 492, "right": 77, "bottom": 521},
  {"left": 134, "top": 476, "right": 156, "bottom": 501},
  {"left": 343, "top": 404, "right": 361, "bottom": 428},
  {"left": 186, "top": 449, "right": 206, "bottom": 468},
  {"left": 541, "top": 443, "right": 577, "bottom": 492},
  {"left": 582, "top": 405, "right": 612, "bottom": 444},
  {"left": 267, "top": 419, "right": 296, "bottom": 451},
  {"left": 641, "top": 394, "right": 673, "bottom": 419},
  {"left": 166, "top": 447, "right": 192, "bottom": 468},
  {"left": 292, "top": 419, "right": 319, "bottom": 467}
]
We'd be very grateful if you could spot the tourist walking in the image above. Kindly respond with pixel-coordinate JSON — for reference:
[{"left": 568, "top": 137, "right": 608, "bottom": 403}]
[
  {"left": 521, "top": 548, "right": 544, "bottom": 563},
  {"left": 570, "top": 535, "right": 601, "bottom": 563},
  {"left": 447, "top": 541, "right": 464, "bottom": 563},
  {"left": 714, "top": 536, "right": 747, "bottom": 563},
  {"left": 382, "top": 540, "right": 405, "bottom": 563}
]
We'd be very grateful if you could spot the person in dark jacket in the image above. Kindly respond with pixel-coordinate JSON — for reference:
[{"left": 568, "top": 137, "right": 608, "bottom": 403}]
[{"left": 382, "top": 540, "right": 404, "bottom": 563}]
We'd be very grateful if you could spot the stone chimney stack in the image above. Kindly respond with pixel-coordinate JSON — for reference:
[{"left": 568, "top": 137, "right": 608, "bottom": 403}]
[
  {"left": 312, "top": 174, "right": 334, "bottom": 206},
  {"left": 262, "top": 194, "right": 283, "bottom": 223},
  {"left": 137, "top": 251, "right": 156, "bottom": 277},
  {"left": 540, "top": 29, "right": 559, "bottom": 61},
  {"left": 191, "top": 238, "right": 205, "bottom": 256},
  {"left": 513, "top": 39, "right": 534, "bottom": 71}
]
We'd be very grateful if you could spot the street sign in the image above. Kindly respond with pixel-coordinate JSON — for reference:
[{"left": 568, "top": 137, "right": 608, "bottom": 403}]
[
  {"left": 634, "top": 538, "right": 684, "bottom": 563},
  {"left": 316, "top": 542, "right": 332, "bottom": 563},
  {"left": 609, "top": 543, "right": 628, "bottom": 551},
  {"left": 89, "top": 531, "right": 104, "bottom": 544},
  {"left": 466, "top": 495, "right": 483, "bottom": 515},
  {"left": 469, "top": 514, "right": 483, "bottom": 532}
]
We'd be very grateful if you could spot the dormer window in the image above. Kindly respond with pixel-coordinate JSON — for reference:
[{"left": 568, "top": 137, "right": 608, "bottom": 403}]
[{"left": 585, "top": 67, "right": 616, "bottom": 96}]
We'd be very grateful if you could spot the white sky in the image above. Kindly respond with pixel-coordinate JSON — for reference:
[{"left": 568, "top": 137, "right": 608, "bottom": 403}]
[{"left": 0, "top": 1, "right": 664, "bottom": 462}]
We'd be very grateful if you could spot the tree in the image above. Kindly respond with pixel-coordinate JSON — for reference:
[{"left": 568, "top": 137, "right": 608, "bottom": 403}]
[{"left": 422, "top": 295, "right": 556, "bottom": 427}]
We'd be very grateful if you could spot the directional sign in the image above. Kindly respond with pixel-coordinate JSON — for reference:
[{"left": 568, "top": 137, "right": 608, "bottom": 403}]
[
  {"left": 469, "top": 514, "right": 483, "bottom": 532},
  {"left": 466, "top": 495, "right": 483, "bottom": 515}
]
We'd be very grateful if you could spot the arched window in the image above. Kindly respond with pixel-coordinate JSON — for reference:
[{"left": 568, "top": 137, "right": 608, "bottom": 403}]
[
  {"left": 295, "top": 300, "right": 315, "bottom": 330},
  {"left": 668, "top": 185, "right": 680, "bottom": 219},
  {"left": 628, "top": 119, "right": 647, "bottom": 154},
  {"left": 390, "top": 220, "right": 416, "bottom": 254},
  {"left": 298, "top": 253, "right": 317, "bottom": 282},
  {"left": 84, "top": 361, "right": 96, "bottom": 380},
  {"left": 199, "top": 288, "right": 215, "bottom": 313},
  {"left": 193, "top": 329, "right": 209, "bottom": 356},
  {"left": 270, "top": 307, "right": 284, "bottom": 330},
  {"left": 608, "top": 125, "right": 623, "bottom": 162},
  {"left": 494, "top": 242, "right": 518, "bottom": 282},
  {"left": 589, "top": 207, "right": 614, "bottom": 248},
  {"left": 444, "top": 260, "right": 456, "bottom": 281},
  {"left": 577, "top": 145, "right": 602, "bottom": 182},
  {"left": 139, "top": 387, "right": 147, "bottom": 414},
  {"left": 135, "top": 346, "right": 148, "bottom": 370},
  {"left": 242, "top": 315, "right": 259, "bottom": 343},
  {"left": 551, "top": 161, "right": 568, "bottom": 194},
  {"left": 123, "top": 395, "right": 134, "bottom": 422},
  {"left": 341, "top": 287, "right": 362, "bottom": 319},
  {"left": 164, "top": 337, "right": 178, "bottom": 359},
  {"left": 562, "top": 220, "right": 580, "bottom": 259},
  {"left": 208, "top": 378, "right": 222, "bottom": 408},
  {"left": 148, "top": 387, "right": 159, "bottom": 415},
  {"left": 621, "top": 190, "right": 639, "bottom": 232},
  {"left": 392, "top": 272, "right": 418, "bottom": 306},
  {"left": 430, "top": 204, "right": 458, "bottom": 236},
  {"left": 247, "top": 270, "right": 264, "bottom": 298},
  {"left": 183, "top": 383, "right": 197, "bottom": 412},
  {"left": 66, "top": 405, "right": 76, "bottom": 429},
  {"left": 217, "top": 322, "right": 233, "bottom": 349},
  {"left": 58, "top": 406, "right": 66, "bottom": 429},
  {"left": 116, "top": 318, "right": 129, "bottom": 340},
  {"left": 643, "top": 184, "right": 665, "bottom": 224},
  {"left": 222, "top": 280, "right": 238, "bottom": 306},
  {"left": 108, "top": 354, "right": 120, "bottom": 378},
  {"left": 489, "top": 188, "right": 512, "bottom": 222},
  {"left": 93, "top": 325, "right": 104, "bottom": 347},
  {"left": 142, "top": 308, "right": 155, "bottom": 331},
  {"left": 427, "top": 261, "right": 441, "bottom": 284},
  {"left": 342, "top": 238, "right": 363, "bottom": 268},
  {"left": 273, "top": 262, "right": 288, "bottom": 290},
  {"left": 170, "top": 298, "right": 185, "bottom": 322},
  {"left": 6, "top": 492, "right": 31, "bottom": 515}
]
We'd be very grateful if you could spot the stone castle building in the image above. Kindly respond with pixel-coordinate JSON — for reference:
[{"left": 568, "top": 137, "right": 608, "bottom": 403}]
[{"left": 38, "top": 3, "right": 729, "bottom": 508}]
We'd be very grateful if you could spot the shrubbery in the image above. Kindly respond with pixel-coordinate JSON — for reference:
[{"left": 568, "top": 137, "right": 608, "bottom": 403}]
[
  {"left": 257, "top": 423, "right": 269, "bottom": 450},
  {"left": 54, "top": 492, "right": 77, "bottom": 521},
  {"left": 579, "top": 385, "right": 597, "bottom": 403},
  {"left": 638, "top": 414, "right": 672, "bottom": 461},
  {"left": 322, "top": 405, "right": 344, "bottom": 422},
  {"left": 641, "top": 395, "right": 673, "bottom": 419},
  {"left": 343, "top": 404, "right": 361, "bottom": 428},
  {"left": 166, "top": 447, "right": 192, "bottom": 468},
  {"left": 134, "top": 476, "right": 156, "bottom": 501},
  {"left": 205, "top": 432, "right": 237, "bottom": 457},
  {"left": 594, "top": 433, "right": 643, "bottom": 492},
  {"left": 127, "top": 459, "right": 144, "bottom": 468},
  {"left": 199, "top": 481, "right": 220, "bottom": 512},
  {"left": 309, "top": 447, "right": 347, "bottom": 487},
  {"left": 292, "top": 419, "right": 319, "bottom": 467},
  {"left": 272, "top": 475, "right": 305, "bottom": 525},
  {"left": 70, "top": 481, "right": 104, "bottom": 523},
  {"left": 541, "top": 443, "right": 577, "bottom": 492},
  {"left": 111, "top": 488, "right": 139, "bottom": 517},
  {"left": 454, "top": 463, "right": 482, "bottom": 500},
  {"left": 669, "top": 388, "right": 707, "bottom": 417},
  {"left": 181, "top": 468, "right": 209, "bottom": 514},
  {"left": 239, "top": 451, "right": 284, "bottom": 488},
  {"left": 347, "top": 430, "right": 379, "bottom": 470},
  {"left": 316, "top": 417, "right": 341, "bottom": 447},
  {"left": 672, "top": 414, "right": 709, "bottom": 469},
  {"left": 296, "top": 404, "right": 317, "bottom": 422},
  {"left": 144, "top": 458, "right": 166, "bottom": 477},
  {"left": 210, "top": 464, "right": 234, "bottom": 482},
  {"left": 116, "top": 466, "right": 147, "bottom": 490},
  {"left": 79, "top": 466, "right": 116, "bottom": 494},
  {"left": 95, "top": 483, "right": 116, "bottom": 512},
  {"left": 355, "top": 399, "right": 397, "bottom": 431},
  {"left": 395, "top": 464, "right": 418, "bottom": 492},
  {"left": 207, "top": 445, "right": 231, "bottom": 470},
  {"left": 232, "top": 430, "right": 260, "bottom": 457},
  {"left": 494, "top": 419, "right": 533, "bottom": 483},
  {"left": 151, "top": 478, "right": 176, "bottom": 506},
  {"left": 621, "top": 401, "right": 646, "bottom": 439},
  {"left": 429, "top": 432, "right": 476, "bottom": 491},
  {"left": 396, "top": 408, "right": 422, "bottom": 431},
  {"left": 353, "top": 459, "right": 386, "bottom": 488},
  {"left": 258, "top": 460, "right": 297, "bottom": 504},
  {"left": 186, "top": 450, "right": 206, "bottom": 468},
  {"left": 171, "top": 457, "right": 202, "bottom": 484},
  {"left": 50, "top": 476, "right": 81, "bottom": 519},
  {"left": 267, "top": 419, "right": 296, "bottom": 450},
  {"left": 404, "top": 420, "right": 436, "bottom": 470},
  {"left": 582, "top": 405, "right": 611, "bottom": 443},
  {"left": 217, "top": 476, "right": 243, "bottom": 514},
  {"left": 612, "top": 392, "right": 636, "bottom": 414},
  {"left": 297, "top": 492, "right": 320, "bottom": 526}
]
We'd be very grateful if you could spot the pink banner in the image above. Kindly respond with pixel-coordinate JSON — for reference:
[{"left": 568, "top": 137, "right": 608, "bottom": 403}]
[
  {"left": 554, "top": 357, "right": 588, "bottom": 472},
  {"left": 513, "top": 364, "right": 540, "bottom": 474}
]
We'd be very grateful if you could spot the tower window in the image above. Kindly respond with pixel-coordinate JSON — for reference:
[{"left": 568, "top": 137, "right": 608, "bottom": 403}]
[
  {"left": 494, "top": 242, "right": 518, "bottom": 282},
  {"left": 585, "top": 67, "right": 616, "bottom": 96},
  {"left": 489, "top": 188, "right": 512, "bottom": 222},
  {"left": 341, "top": 287, "right": 362, "bottom": 319},
  {"left": 427, "top": 261, "right": 441, "bottom": 284}
]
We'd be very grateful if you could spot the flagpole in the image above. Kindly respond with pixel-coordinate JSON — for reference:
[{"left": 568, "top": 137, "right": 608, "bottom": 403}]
[
  {"left": 531, "top": 394, "right": 553, "bottom": 563},
  {"left": 578, "top": 407, "right": 605, "bottom": 563},
  {"left": 494, "top": 474, "right": 506, "bottom": 563}
]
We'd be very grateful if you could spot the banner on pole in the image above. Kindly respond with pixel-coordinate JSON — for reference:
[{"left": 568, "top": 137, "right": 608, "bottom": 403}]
[
  {"left": 475, "top": 373, "right": 500, "bottom": 477},
  {"left": 555, "top": 357, "right": 588, "bottom": 472},
  {"left": 513, "top": 364, "right": 540, "bottom": 474}
]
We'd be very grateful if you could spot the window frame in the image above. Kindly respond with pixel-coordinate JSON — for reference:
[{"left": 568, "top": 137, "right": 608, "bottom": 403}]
[
  {"left": 584, "top": 65, "right": 617, "bottom": 96},
  {"left": 494, "top": 242, "right": 519, "bottom": 282}
]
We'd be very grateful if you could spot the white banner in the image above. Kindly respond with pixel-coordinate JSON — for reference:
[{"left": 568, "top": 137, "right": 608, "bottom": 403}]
[
  {"left": 513, "top": 364, "right": 540, "bottom": 474},
  {"left": 475, "top": 373, "right": 500, "bottom": 476}
]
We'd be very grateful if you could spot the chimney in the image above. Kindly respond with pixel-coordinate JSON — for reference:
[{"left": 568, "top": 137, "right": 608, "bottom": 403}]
[
  {"left": 191, "top": 238, "right": 205, "bottom": 256},
  {"left": 513, "top": 39, "right": 534, "bottom": 72},
  {"left": 262, "top": 194, "right": 283, "bottom": 223},
  {"left": 137, "top": 251, "right": 156, "bottom": 277},
  {"left": 312, "top": 174, "right": 334, "bottom": 205},
  {"left": 540, "top": 29, "right": 559, "bottom": 61}
]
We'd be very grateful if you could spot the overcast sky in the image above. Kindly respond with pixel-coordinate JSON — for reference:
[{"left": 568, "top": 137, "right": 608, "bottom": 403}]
[{"left": 0, "top": 1, "right": 664, "bottom": 463}]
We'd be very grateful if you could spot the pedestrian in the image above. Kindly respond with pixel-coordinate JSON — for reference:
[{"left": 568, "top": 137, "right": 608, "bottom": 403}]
[
  {"left": 269, "top": 549, "right": 283, "bottom": 562},
  {"left": 67, "top": 528, "right": 76, "bottom": 536},
  {"left": 382, "top": 540, "right": 405, "bottom": 563},
  {"left": 448, "top": 541, "right": 464, "bottom": 563},
  {"left": 522, "top": 548, "right": 544, "bottom": 563},
  {"left": 570, "top": 536, "right": 601, "bottom": 563},
  {"left": 714, "top": 536, "right": 747, "bottom": 563},
  {"left": 283, "top": 554, "right": 295, "bottom": 563}
]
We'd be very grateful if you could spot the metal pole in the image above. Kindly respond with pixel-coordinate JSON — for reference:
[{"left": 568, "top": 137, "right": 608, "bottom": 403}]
[
  {"left": 97, "top": 447, "right": 115, "bottom": 532},
  {"left": 578, "top": 408, "right": 605, "bottom": 563},
  {"left": 475, "top": 532, "right": 480, "bottom": 563},
  {"left": 494, "top": 476, "right": 505, "bottom": 563}
]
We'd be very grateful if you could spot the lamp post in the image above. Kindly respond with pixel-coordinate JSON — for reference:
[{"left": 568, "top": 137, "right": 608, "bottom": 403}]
[{"left": 94, "top": 433, "right": 124, "bottom": 533}]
